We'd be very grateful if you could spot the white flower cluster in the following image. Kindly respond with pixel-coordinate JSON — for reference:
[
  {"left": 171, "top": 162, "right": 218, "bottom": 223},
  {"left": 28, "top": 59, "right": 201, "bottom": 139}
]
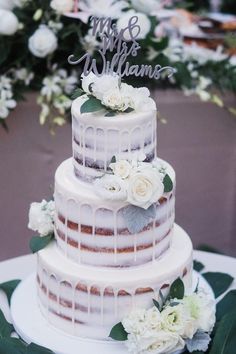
[
  {"left": 50, "top": 0, "right": 74, "bottom": 14},
  {"left": 81, "top": 73, "right": 156, "bottom": 113},
  {"left": 29, "top": 25, "right": 58, "bottom": 58},
  {"left": 122, "top": 291, "right": 215, "bottom": 354},
  {"left": 94, "top": 157, "right": 164, "bottom": 210},
  {"left": 28, "top": 199, "right": 55, "bottom": 236},
  {"left": 38, "top": 68, "right": 78, "bottom": 125},
  {"left": 0, "top": 75, "right": 16, "bottom": 119},
  {"left": 79, "top": 0, "right": 129, "bottom": 22}
]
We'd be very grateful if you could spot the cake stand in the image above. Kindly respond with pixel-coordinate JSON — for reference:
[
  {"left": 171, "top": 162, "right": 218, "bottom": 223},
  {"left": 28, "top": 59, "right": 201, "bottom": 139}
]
[{"left": 11, "top": 271, "right": 214, "bottom": 354}]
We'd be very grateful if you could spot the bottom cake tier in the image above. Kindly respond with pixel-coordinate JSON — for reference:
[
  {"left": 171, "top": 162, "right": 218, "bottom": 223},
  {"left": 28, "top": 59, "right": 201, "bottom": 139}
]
[{"left": 37, "top": 224, "right": 193, "bottom": 340}]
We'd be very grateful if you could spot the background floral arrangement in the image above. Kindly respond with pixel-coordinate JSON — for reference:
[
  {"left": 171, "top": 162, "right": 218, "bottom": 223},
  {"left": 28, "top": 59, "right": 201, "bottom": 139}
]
[{"left": 0, "top": 0, "right": 236, "bottom": 131}]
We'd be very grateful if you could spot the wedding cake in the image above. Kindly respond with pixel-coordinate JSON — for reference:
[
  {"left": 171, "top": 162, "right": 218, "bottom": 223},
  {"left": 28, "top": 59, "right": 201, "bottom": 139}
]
[{"left": 36, "top": 73, "right": 193, "bottom": 341}]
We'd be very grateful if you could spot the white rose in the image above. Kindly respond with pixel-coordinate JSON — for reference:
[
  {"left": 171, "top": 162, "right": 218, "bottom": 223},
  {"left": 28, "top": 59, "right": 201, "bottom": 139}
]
[
  {"left": 183, "top": 292, "right": 216, "bottom": 333},
  {"left": 127, "top": 169, "right": 164, "bottom": 209},
  {"left": 131, "top": 0, "right": 163, "bottom": 14},
  {"left": 117, "top": 11, "right": 151, "bottom": 41},
  {"left": 161, "top": 303, "right": 189, "bottom": 336},
  {"left": 122, "top": 308, "right": 147, "bottom": 335},
  {"left": 120, "top": 83, "right": 156, "bottom": 112},
  {"left": 0, "top": 9, "right": 18, "bottom": 35},
  {"left": 131, "top": 86, "right": 156, "bottom": 112},
  {"left": 0, "top": 0, "right": 15, "bottom": 10},
  {"left": 92, "top": 74, "right": 120, "bottom": 100},
  {"left": 126, "top": 331, "right": 185, "bottom": 354},
  {"left": 28, "top": 199, "right": 55, "bottom": 236},
  {"left": 50, "top": 0, "right": 74, "bottom": 14},
  {"left": 94, "top": 175, "right": 127, "bottom": 201},
  {"left": 110, "top": 160, "right": 132, "bottom": 179},
  {"left": 101, "top": 89, "right": 130, "bottom": 112},
  {"left": 28, "top": 25, "right": 58, "bottom": 58}
]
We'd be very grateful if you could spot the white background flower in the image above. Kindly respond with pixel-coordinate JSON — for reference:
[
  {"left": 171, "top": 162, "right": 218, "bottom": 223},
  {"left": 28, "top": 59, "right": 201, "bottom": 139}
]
[
  {"left": 28, "top": 200, "right": 55, "bottom": 236},
  {"left": 14, "top": 68, "right": 34, "bottom": 86},
  {"left": 0, "top": 9, "right": 19, "bottom": 35},
  {"left": 110, "top": 160, "right": 132, "bottom": 179},
  {"left": 94, "top": 175, "right": 127, "bottom": 201},
  {"left": 127, "top": 169, "right": 164, "bottom": 209},
  {"left": 0, "top": 90, "right": 16, "bottom": 119},
  {"left": 28, "top": 25, "right": 58, "bottom": 58},
  {"left": 131, "top": 0, "right": 163, "bottom": 14},
  {"left": 79, "top": 0, "right": 128, "bottom": 21},
  {"left": 50, "top": 0, "right": 74, "bottom": 14},
  {"left": 117, "top": 11, "right": 151, "bottom": 41},
  {"left": 0, "top": 0, "right": 15, "bottom": 10}
]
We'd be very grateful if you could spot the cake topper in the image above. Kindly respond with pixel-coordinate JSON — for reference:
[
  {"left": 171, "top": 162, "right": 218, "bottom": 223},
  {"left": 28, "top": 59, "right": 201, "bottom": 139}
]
[{"left": 68, "top": 15, "right": 176, "bottom": 79}]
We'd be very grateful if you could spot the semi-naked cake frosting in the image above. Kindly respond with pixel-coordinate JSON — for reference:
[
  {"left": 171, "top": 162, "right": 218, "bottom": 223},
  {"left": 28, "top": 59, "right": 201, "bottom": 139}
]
[{"left": 37, "top": 79, "right": 193, "bottom": 341}]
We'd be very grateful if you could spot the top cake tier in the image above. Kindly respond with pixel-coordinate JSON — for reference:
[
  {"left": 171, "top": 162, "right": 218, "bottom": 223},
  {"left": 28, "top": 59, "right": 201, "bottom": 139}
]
[{"left": 72, "top": 96, "right": 157, "bottom": 183}]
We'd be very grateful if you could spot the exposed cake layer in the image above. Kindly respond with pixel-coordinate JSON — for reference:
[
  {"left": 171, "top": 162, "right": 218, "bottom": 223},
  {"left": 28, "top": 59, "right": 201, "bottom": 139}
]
[
  {"left": 37, "top": 224, "right": 193, "bottom": 340},
  {"left": 72, "top": 96, "right": 157, "bottom": 182},
  {"left": 54, "top": 158, "right": 176, "bottom": 267}
]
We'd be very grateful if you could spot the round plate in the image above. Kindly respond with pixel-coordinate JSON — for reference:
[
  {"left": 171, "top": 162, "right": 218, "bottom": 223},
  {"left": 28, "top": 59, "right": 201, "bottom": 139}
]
[{"left": 11, "top": 272, "right": 215, "bottom": 354}]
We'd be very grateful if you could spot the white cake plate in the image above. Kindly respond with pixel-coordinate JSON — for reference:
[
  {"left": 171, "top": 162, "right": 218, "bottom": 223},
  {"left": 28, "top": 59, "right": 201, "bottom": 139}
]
[{"left": 11, "top": 271, "right": 215, "bottom": 354}]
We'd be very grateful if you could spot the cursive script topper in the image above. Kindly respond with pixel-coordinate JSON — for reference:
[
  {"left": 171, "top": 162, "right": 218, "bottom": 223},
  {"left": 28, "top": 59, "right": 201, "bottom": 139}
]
[{"left": 68, "top": 15, "right": 176, "bottom": 80}]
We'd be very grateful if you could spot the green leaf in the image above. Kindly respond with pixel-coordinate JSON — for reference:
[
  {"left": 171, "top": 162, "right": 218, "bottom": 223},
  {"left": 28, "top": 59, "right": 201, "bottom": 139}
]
[
  {"left": 153, "top": 299, "right": 160, "bottom": 311},
  {"left": 109, "top": 322, "right": 128, "bottom": 341},
  {"left": 110, "top": 156, "right": 116, "bottom": 163},
  {"left": 216, "top": 290, "right": 236, "bottom": 321},
  {"left": 0, "top": 338, "right": 26, "bottom": 354},
  {"left": 80, "top": 97, "right": 104, "bottom": 114},
  {"left": 29, "top": 234, "right": 54, "bottom": 254},
  {"left": 209, "top": 309, "right": 236, "bottom": 354},
  {"left": 197, "top": 244, "right": 223, "bottom": 254},
  {"left": 193, "top": 260, "right": 205, "bottom": 272},
  {"left": 0, "top": 309, "right": 14, "bottom": 339},
  {"left": 163, "top": 174, "right": 173, "bottom": 193},
  {"left": 202, "top": 272, "right": 234, "bottom": 298},
  {"left": 71, "top": 88, "right": 84, "bottom": 100},
  {"left": 105, "top": 111, "right": 117, "bottom": 117},
  {"left": 168, "top": 278, "right": 185, "bottom": 300},
  {"left": 0, "top": 280, "right": 21, "bottom": 305},
  {"left": 26, "top": 343, "right": 54, "bottom": 353},
  {"left": 124, "top": 107, "right": 134, "bottom": 113},
  {"left": 0, "top": 119, "right": 9, "bottom": 133}
]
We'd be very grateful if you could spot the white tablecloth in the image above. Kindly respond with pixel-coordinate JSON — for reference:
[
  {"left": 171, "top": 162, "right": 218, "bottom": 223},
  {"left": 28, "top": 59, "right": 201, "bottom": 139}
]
[{"left": 0, "top": 251, "right": 236, "bottom": 323}]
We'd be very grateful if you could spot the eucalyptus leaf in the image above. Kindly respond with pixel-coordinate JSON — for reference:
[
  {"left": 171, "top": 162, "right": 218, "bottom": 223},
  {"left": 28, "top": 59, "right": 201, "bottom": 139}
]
[
  {"left": 71, "top": 88, "right": 84, "bottom": 100},
  {"left": 202, "top": 272, "right": 234, "bottom": 298},
  {"left": 186, "top": 331, "right": 211, "bottom": 353},
  {"left": 163, "top": 174, "right": 173, "bottom": 193},
  {"left": 30, "top": 234, "right": 54, "bottom": 254},
  {"left": 80, "top": 97, "right": 104, "bottom": 114},
  {"left": 124, "top": 107, "right": 134, "bottom": 113},
  {"left": 168, "top": 278, "right": 185, "bottom": 300},
  {"left": 0, "top": 279, "right": 21, "bottom": 305},
  {"left": 109, "top": 322, "right": 128, "bottom": 341},
  {"left": 122, "top": 204, "right": 156, "bottom": 234},
  {"left": 193, "top": 260, "right": 205, "bottom": 272},
  {"left": 216, "top": 290, "right": 236, "bottom": 321},
  {"left": 209, "top": 309, "right": 236, "bottom": 354},
  {"left": 153, "top": 299, "right": 160, "bottom": 311},
  {"left": 0, "top": 309, "right": 14, "bottom": 338}
]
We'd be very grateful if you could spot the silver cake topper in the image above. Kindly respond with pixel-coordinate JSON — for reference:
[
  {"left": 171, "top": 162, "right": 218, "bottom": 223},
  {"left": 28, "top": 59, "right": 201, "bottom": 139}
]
[{"left": 68, "top": 16, "right": 176, "bottom": 79}]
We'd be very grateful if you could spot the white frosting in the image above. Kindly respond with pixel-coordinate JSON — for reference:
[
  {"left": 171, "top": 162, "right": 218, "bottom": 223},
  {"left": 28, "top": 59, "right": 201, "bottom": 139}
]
[
  {"left": 72, "top": 96, "right": 157, "bottom": 181},
  {"left": 54, "top": 158, "right": 176, "bottom": 267},
  {"left": 37, "top": 224, "right": 192, "bottom": 339}
]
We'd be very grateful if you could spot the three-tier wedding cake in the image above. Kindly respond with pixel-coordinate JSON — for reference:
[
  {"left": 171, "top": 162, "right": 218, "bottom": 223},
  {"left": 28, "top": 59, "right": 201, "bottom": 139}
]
[{"left": 36, "top": 73, "right": 193, "bottom": 341}]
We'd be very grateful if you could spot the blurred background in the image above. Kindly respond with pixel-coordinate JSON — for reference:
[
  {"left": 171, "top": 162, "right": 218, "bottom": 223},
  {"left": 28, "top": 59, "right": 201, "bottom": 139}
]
[{"left": 0, "top": 0, "right": 236, "bottom": 260}]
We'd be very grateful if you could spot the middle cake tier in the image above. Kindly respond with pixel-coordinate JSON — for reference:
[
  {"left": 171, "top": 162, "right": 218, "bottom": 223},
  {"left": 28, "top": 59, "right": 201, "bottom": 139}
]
[{"left": 54, "top": 158, "right": 175, "bottom": 267}]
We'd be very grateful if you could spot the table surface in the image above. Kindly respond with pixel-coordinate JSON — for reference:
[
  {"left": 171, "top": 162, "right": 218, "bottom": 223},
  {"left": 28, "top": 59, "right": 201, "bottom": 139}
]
[{"left": 0, "top": 250, "right": 236, "bottom": 325}]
